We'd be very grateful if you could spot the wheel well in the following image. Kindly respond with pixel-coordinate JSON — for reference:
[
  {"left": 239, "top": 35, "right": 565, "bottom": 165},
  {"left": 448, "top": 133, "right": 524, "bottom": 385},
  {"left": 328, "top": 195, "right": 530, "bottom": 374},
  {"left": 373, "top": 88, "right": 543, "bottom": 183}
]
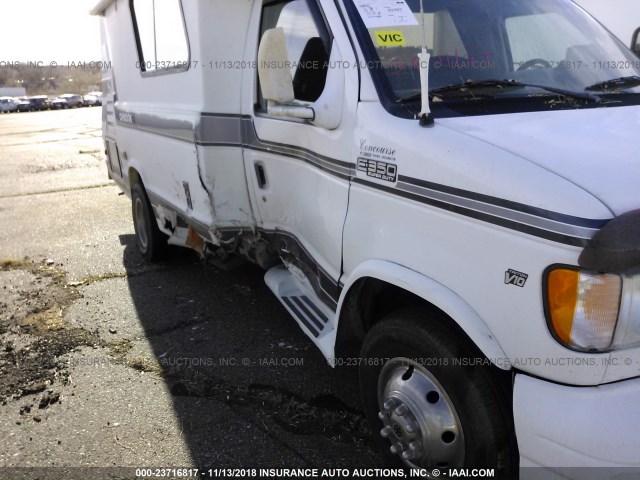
[
  {"left": 335, "top": 277, "right": 482, "bottom": 360},
  {"left": 128, "top": 167, "right": 141, "bottom": 189}
]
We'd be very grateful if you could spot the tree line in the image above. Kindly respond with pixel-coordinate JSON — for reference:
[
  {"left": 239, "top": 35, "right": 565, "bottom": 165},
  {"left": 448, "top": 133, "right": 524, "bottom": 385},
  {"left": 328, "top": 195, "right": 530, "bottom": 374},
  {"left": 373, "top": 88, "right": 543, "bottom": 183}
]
[{"left": 0, "top": 63, "right": 101, "bottom": 95}]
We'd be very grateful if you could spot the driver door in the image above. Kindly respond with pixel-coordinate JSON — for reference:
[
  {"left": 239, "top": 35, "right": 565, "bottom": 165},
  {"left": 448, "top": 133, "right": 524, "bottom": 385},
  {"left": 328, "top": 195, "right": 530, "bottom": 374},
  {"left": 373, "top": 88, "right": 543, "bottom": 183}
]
[{"left": 243, "top": 0, "right": 355, "bottom": 330}]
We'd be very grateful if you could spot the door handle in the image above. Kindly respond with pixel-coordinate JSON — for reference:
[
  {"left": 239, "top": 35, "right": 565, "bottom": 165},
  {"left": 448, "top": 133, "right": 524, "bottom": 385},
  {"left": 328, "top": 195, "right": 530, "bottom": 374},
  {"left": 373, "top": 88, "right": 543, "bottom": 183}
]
[{"left": 255, "top": 163, "right": 268, "bottom": 189}]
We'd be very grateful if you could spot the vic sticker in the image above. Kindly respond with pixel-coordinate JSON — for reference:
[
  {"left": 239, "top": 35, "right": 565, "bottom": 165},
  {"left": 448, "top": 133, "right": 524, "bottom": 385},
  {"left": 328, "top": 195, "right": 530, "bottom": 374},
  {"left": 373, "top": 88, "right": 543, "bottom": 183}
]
[
  {"left": 375, "top": 31, "right": 406, "bottom": 46},
  {"left": 357, "top": 158, "right": 398, "bottom": 183}
]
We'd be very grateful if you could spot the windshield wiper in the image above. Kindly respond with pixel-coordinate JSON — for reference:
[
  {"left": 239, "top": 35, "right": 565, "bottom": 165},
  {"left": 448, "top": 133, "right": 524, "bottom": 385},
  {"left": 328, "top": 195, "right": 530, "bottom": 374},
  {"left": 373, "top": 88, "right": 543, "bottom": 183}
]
[
  {"left": 585, "top": 75, "right": 640, "bottom": 92},
  {"left": 395, "top": 79, "right": 513, "bottom": 103},
  {"left": 396, "top": 79, "right": 600, "bottom": 103}
]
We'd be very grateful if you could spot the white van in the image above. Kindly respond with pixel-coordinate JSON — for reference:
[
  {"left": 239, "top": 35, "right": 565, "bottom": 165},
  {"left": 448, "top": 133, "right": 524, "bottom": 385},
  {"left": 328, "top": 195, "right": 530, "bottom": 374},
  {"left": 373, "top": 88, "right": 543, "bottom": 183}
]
[
  {"left": 0, "top": 97, "right": 19, "bottom": 113},
  {"left": 91, "top": 0, "right": 640, "bottom": 475}
]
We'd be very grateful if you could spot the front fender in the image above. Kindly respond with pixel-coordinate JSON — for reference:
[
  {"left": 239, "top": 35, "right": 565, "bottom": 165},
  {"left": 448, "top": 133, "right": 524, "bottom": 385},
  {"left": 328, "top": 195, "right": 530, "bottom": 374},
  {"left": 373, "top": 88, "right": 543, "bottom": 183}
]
[{"left": 336, "top": 259, "right": 509, "bottom": 369}]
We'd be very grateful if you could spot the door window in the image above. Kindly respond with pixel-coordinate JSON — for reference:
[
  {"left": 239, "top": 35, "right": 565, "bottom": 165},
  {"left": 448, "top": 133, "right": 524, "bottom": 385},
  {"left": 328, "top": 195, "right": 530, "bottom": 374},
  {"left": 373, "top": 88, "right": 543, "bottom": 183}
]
[{"left": 259, "top": 0, "right": 331, "bottom": 108}]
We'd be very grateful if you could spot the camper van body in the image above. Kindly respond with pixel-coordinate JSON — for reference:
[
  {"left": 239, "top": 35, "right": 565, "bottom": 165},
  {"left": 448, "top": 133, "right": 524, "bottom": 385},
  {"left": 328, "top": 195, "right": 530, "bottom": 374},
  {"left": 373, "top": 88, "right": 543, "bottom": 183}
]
[{"left": 92, "top": 0, "right": 640, "bottom": 474}]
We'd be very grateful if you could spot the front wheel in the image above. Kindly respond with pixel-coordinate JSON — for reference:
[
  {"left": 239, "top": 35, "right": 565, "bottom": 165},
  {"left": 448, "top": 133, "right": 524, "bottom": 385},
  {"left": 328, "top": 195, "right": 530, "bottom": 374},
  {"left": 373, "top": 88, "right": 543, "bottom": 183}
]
[
  {"left": 131, "top": 181, "right": 168, "bottom": 262},
  {"left": 359, "top": 309, "right": 518, "bottom": 475}
]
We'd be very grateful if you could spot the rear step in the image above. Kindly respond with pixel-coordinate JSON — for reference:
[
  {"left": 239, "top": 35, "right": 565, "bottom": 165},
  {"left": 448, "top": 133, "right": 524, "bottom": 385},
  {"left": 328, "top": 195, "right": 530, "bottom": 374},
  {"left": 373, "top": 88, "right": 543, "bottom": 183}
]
[{"left": 265, "top": 265, "right": 335, "bottom": 341}]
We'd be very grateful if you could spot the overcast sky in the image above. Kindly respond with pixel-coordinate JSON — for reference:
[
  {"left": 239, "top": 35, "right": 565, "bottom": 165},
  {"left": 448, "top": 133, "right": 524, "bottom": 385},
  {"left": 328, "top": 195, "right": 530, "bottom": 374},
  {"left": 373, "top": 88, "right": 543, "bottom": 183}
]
[{"left": 0, "top": 0, "right": 101, "bottom": 63}]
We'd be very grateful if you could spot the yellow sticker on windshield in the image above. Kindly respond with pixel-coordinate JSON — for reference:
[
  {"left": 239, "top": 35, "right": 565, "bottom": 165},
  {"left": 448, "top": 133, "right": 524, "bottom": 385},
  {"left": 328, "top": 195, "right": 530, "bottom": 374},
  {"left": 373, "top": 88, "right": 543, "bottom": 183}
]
[{"left": 374, "top": 31, "right": 406, "bottom": 47}]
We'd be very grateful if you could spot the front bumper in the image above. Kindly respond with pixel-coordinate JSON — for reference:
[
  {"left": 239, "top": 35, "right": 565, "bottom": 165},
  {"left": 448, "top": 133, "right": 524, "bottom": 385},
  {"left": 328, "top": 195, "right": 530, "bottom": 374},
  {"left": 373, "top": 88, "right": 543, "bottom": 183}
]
[{"left": 514, "top": 373, "right": 640, "bottom": 475}]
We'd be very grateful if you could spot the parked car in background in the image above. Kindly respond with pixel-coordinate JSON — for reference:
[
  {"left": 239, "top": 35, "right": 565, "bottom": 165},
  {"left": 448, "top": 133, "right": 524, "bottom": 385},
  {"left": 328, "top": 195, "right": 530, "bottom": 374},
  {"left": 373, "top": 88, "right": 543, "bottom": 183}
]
[
  {"left": 27, "top": 96, "right": 50, "bottom": 111},
  {"left": 58, "top": 94, "right": 85, "bottom": 108},
  {"left": 15, "top": 98, "right": 32, "bottom": 112},
  {"left": 83, "top": 91, "right": 103, "bottom": 106},
  {"left": 0, "top": 97, "right": 19, "bottom": 113},
  {"left": 49, "top": 97, "right": 68, "bottom": 110}
]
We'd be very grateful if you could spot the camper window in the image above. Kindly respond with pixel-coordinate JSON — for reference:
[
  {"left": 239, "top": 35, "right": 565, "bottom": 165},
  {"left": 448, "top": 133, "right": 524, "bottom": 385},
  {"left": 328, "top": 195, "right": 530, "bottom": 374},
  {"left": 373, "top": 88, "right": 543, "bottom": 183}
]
[
  {"left": 258, "top": 0, "right": 331, "bottom": 109},
  {"left": 131, "top": 0, "right": 189, "bottom": 75}
]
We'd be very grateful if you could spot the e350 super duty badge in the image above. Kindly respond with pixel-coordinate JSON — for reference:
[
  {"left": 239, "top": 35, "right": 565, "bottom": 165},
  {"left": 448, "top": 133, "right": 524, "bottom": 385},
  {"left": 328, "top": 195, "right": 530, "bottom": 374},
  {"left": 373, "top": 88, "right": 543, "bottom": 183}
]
[{"left": 356, "top": 157, "right": 398, "bottom": 183}]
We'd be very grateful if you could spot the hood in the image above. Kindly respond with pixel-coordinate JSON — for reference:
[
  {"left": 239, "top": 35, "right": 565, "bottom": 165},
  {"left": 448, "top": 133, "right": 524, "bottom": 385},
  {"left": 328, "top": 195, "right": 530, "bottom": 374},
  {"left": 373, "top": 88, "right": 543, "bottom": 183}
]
[{"left": 439, "top": 106, "right": 640, "bottom": 216}]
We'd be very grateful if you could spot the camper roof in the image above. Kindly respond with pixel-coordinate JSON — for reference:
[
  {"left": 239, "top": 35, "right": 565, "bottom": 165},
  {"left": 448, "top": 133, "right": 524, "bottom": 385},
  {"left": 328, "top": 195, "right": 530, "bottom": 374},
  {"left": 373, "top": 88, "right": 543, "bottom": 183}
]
[{"left": 90, "top": 0, "right": 115, "bottom": 16}]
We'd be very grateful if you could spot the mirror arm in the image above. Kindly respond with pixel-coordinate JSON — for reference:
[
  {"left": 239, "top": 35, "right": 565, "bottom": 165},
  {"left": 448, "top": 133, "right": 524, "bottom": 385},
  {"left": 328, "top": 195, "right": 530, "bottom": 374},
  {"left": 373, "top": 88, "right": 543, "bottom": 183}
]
[{"left": 267, "top": 100, "right": 315, "bottom": 120}]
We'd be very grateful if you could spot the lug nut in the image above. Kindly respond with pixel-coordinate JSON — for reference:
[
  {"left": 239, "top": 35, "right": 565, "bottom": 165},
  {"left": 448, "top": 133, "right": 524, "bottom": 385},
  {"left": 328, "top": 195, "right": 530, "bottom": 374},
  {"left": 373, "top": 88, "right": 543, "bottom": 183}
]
[
  {"left": 378, "top": 410, "right": 389, "bottom": 420},
  {"left": 409, "top": 440, "right": 422, "bottom": 451},
  {"left": 405, "top": 421, "right": 418, "bottom": 434},
  {"left": 395, "top": 404, "right": 409, "bottom": 416},
  {"left": 390, "top": 443, "right": 404, "bottom": 454},
  {"left": 401, "top": 450, "right": 415, "bottom": 461},
  {"left": 380, "top": 426, "right": 393, "bottom": 438},
  {"left": 383, "top": 399, "right": 396, "bottom": 410}
]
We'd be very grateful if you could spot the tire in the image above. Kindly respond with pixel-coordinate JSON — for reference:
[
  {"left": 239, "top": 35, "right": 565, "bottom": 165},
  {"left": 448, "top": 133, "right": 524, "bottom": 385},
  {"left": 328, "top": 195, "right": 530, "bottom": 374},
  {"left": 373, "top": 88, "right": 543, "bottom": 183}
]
[
  {"left": 131, "top": 181, "right": 168, "bottom": 262},
  {"left": 359, "top": 308, "right": 518, "bottom": 476}
]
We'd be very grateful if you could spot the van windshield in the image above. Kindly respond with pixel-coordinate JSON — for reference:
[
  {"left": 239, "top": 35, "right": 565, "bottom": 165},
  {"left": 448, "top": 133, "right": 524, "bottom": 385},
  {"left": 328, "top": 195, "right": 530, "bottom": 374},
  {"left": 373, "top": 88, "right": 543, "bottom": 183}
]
[{"left": 344, "top": 0, "right": 640, "bottom": 116}]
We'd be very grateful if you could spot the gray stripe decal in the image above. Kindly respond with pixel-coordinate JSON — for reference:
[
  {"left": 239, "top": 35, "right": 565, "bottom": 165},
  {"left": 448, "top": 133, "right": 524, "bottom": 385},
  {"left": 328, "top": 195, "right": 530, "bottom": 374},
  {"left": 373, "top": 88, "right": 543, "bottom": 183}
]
[
  {"left": 301, "top": 296, "right": 329, "bottom": 324},
  {"left": 266, "top": 230, "right": 338, "bottom": 289},
  {"left": 262, "top": 229, "right": 340, "bottom": 309},
  {"left": 291, "top": 296, "right": 324, "bottom": 332},
  {"left": 114, "top": 107, "right": 610, "bottom": 246},
  {"left": 154, "top": 219, "right": 341, "bottom": 309},
  {"left": 115, "top": 108, "right": 352, "bottom": 179},
  {"left": 282, "top": 297, "right": 320, "bottom": 338},
  {"left": 241, "top": 117, "right": 353, "bottom": 178},
  {"left": 198, "top": 114, "right": 244, "bottom": 146},
  {"left": 397, "top": 180, "right": 599, "bottom": 241},
  {"left": 115, "top": 107, "right": 195, "bottom": 143},
  {"left": 146, "top": 190, "right": 214, "bottom": 242}
]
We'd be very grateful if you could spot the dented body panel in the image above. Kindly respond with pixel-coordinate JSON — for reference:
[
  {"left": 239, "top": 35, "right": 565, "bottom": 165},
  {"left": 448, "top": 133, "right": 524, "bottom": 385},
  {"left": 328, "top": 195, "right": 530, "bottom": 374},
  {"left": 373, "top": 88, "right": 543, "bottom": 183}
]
[{"left": 94, "top": 0, "right": 640, "bottom": 471}]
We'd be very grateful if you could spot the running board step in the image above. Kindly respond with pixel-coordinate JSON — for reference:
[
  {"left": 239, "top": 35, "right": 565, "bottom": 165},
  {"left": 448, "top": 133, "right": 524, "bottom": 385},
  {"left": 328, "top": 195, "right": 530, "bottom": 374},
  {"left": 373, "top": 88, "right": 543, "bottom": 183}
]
[{"left": 265, "top": 265, "right": 335, "bottom": 341}]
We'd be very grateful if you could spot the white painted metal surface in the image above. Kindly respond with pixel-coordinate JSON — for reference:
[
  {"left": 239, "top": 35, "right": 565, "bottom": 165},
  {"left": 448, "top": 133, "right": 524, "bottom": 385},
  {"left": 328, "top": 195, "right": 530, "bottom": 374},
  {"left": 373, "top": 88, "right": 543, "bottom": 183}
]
[
  {"left": 93, "top": 0, "right": 640, "bottom": 469},
  {"left": 515, "top": 373, "right": 640, "bottom": 470}
]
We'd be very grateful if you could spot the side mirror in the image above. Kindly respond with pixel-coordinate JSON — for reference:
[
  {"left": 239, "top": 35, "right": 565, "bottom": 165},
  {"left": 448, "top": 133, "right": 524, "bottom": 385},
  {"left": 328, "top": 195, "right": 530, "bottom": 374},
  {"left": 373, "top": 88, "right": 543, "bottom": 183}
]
[
  {"left": 632, "top": 27, "right": 640, "bottom": 57},
  {"left": 257, "top": 28, "right": 343, "bottom": 129},
  {"left": 258, "top": 28, "right": 313, "bottom": 120},
  {"left": 305, "top": 44, "right": 344, "bottom": 130},
  {"left": 258, "top": 27, "right": 294, "bottom": 103}
]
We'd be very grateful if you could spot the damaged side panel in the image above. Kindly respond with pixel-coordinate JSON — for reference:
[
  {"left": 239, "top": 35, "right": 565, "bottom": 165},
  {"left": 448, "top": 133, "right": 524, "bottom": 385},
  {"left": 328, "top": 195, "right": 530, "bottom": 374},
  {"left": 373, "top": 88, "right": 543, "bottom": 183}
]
[{"left": 196, "top": 145, "right": 256, "bottom": 230}]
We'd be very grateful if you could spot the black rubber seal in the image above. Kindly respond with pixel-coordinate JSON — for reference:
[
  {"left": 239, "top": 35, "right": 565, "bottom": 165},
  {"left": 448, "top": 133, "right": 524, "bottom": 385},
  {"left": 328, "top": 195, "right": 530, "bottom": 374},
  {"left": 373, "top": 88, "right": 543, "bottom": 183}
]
[{"left": 579, "top": 209, "right": 640, "bottom": 273}]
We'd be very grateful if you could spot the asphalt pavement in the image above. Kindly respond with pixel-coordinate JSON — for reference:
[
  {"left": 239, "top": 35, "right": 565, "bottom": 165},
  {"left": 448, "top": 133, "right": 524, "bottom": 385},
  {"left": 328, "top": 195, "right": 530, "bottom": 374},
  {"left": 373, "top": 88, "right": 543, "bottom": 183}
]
[{"left": 0, "top": 108, "right": 379, "bottom": 478}]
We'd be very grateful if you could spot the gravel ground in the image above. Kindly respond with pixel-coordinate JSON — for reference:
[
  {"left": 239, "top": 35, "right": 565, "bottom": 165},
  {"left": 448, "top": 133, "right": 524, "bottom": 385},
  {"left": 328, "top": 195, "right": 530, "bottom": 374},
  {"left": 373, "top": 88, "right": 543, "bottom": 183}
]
[{"left": 0, "top": 108, "right": 381, "bottom": 479}]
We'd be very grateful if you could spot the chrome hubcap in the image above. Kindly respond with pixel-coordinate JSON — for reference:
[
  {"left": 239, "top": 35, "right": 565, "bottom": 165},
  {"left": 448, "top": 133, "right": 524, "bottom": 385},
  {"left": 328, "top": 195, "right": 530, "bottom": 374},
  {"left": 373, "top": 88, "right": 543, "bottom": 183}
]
[
  {"left": 134, "top": 197, "right": 149, "bottom": 251},
  {"left": 377, "top": 358, "right": 464, "bottom": 468}
]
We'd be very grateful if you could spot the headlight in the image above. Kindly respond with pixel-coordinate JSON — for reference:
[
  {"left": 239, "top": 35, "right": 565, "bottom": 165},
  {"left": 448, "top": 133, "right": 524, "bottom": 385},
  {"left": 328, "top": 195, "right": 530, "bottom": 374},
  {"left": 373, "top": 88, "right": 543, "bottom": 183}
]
[
  {"left": 545, "top": 267, "right": 621, "bottom": 352},
  {"left": 612, "top": 274, "right": 640, "bottom": 349}
]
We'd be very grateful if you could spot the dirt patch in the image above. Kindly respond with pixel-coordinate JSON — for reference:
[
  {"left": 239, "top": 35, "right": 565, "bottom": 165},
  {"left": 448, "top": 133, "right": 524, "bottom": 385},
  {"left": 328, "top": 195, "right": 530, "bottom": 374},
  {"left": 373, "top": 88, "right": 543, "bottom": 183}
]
[
  {"left": 165, "top": 361, "right": 374, "bottom": 450},
  {"left": 0, "top": 258, "right": 103, "bottom": 406},
  {"left": 0, "top": 258, "right": 178, "bottom": 409},
  {"left": 0, "top": 256, "right": 378, "bottom": 465},
  {"left": 108, "top": 338, "right": 133, "bottom": 358},
  {"left": 67, "top": 272, "right": 128, "bottom": 288},
  {"left": 125, "top": 356, "right": 163, "bottom": 374}
]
